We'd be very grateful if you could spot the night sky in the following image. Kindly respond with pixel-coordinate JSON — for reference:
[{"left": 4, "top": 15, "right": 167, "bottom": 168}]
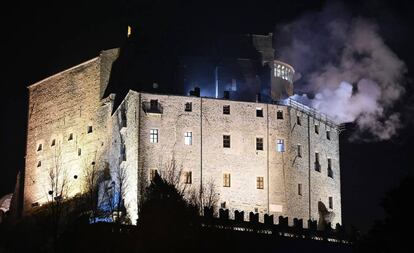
[{"left": 1, "top": 0, "right": 413, "bottom": 232}]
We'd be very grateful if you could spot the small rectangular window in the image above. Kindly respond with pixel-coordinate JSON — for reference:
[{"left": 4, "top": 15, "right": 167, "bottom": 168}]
[
  {"left": 223, "top": 173, "right": 231, "bottom": 187},
  {"left": 78, "top": 148, "right": 81, "bottom": 156},
  {"left": 298, "top": 184, "right": 302, "bottom": 196},
  {"left": 87, "top": 126, "right": 93, "bottom": 133},
  {"left": 256, "top": 138, "right": 263, "bottom": 151},
  {"left": 223, "top": 135, "right": 231, "bottom": 148},
  {"left": 326, "top": 130, "right": 331, "bottom": 140},
  {"left": 315, "top": 124, "right": 319, "bottom": 134},
  {"left": 184, "top": 132, "right": 192, "bottom": 145},
  {"left": 328, "top": 158, "right": 333, "bottom": 178},
  {"left": 256, "top": 108, "right": 263, "bottom": 117},
  {"left": 37, "top": 144, "right": 42, "bottom": 151},
  {"left": 329, "top": 197, "right": 333, "bottom": 209},
  {"left": 184, "top": 171, "right": 192, "bottom": 184},
  {"left": 150, "top": 169, "right": 158, "bottom": 180},
  {"left": 257, "top": 177, "right": 264, "bottom": 189},
  {"left": 277, "top": 110, "right": 283, "bottom": 119},
  {"left": 51, "top": 139, "right": 56, "bottom": 147},
  {"left": 296, "top": 115, "right": 301, "bottom": 126},
  {"left": 315, "top": 152, "right": 321, "bottom": 172},
  {"left": 223, "top": 105, "right": 230, "bottom": 115},
  {"left": 185, "top": 102, "right": 192, "bottom": 112},
  {"left": 297, "top": 144, "right": 302, "bottom": 157},
  {"left": 37, "top": 161, "right": 41, "bottom": 167},
  {"left": 68, "top": 133, "right": 73, "bottom": 141},
  {"left": 277, "top": 139, "right": 285, "bottom": 152},
  {"left": 221, "top": 202, "right": 226, "bottom": 209},
  {"left": 150, "top": 129, "right": 159, "bottom": 143}
]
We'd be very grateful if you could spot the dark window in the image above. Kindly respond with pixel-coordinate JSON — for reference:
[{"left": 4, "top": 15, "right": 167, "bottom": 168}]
[
  {"left": 326, "top": 130, "right": 331, "bottom": 140},
  {"left": 298, "top": 184, "right": 302, "bottom": 196},
  {"left": 78, "top": 148, "right": 81, "bottom": 156},
  {"left": 329, "top": 197, "right": 333, "bottom": 209},
  {"left": 297, "top": 115, "right": 302, "bottom": 125},
  {"left": 68, "top": 133, "right": 73, "bottom": 141},
  {"left": 221, "top": 202, "right": 226, "bottom": 209},
  {"left": 328, "top": 159, "right": 333, "bottom": 178},
  {"left": 87, "top": 126, "right": 93, "bottom": 133},
  {"left": 150, "top": 99, "right": 158, "bottom": 110},
  {"left": 297, "top": 145, "right": 302, "bottom": 157},
  {"left": 223, "top": 173, "right": 231, "bottom": 187},
  {"left": 223, "top": 135, "right": 231, "bottom": 148},
  {"left": 256, "top": 108, "right": 263, "bottom": 117},
  {"left": 37, "top": 144, "right": 42, "bottom": 151},
  {"left": 184, "top": 171, "right": 192, "bottom": 184},
  {"left": 223, "top": 105, "right": 230, "bottom": 115},
  {"left": 185, "top": 102, "right": 192, "bottom": 112},
  {"left": 37, "top": 161, "right": 41, "bottom": 167},
  {"left": 51, "top": 139, "right": 56, "bottom": 147},
  {"left": 150, "top": 169, "right": 158, "bottom": 180},
  {"left": 315, "top": 153, "right": 321, "bottom": 172},
  {"left": 256, "top": 138, "right": 263, "bottom": 150},
  {"left": 315, "top": 124, "right": 319, "bottom": 134},
  {"left": 277, "top": 110, "right": 284, "bottom": 119},
  {"left": 257, "top": 177, "right": 264, "bottom": 189}
]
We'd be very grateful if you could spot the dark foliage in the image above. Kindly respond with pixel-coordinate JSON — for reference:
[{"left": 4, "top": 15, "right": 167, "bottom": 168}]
[
  {"left": 137, "top": 172, "right": 200, "bottom": 252},
  {"left": 355, "top": 175, "right": 414, "bottom": 253}
]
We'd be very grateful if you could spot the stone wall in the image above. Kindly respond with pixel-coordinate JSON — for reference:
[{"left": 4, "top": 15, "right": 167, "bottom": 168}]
[{"left": 23, "top": 49, "right": 119, "bottom": 213}]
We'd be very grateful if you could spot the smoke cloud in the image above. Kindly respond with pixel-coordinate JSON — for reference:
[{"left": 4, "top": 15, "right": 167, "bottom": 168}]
[{"left": 276, "top": 2, "right": 407, "bottom": 141}]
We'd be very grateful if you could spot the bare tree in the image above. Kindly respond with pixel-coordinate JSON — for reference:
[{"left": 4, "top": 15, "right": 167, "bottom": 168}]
[{"left": 46, "top": 143, "right": 70, "bottom": 251}]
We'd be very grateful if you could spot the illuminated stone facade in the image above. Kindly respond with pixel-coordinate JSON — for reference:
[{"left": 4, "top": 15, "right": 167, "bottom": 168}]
[{"left": 23, "top": 49, "right": 342, "bottom": 226}]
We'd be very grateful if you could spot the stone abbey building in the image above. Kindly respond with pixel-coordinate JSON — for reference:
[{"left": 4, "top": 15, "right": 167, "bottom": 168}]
[{"left": 22, "top": 34, "right": 342, "bottom": 226}]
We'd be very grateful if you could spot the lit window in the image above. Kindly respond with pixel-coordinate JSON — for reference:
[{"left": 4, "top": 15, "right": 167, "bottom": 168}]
[
  {"left": 296, "top": 115, "right": 301, "bottom": 126},
  {"left": 326, "top": 130, "right": 331, "bottom": 140},
  {"left": 68, "top": 133, "right": 73, "bottom": 141},
  {"left": 150, "top": 169, "right": 158, "bottom": 180},
  {"left": 223, "top": 105, "right": 230, "bottom": 115},
  {"left": 223, "top": 135, "right": 230, "bottom": 148},
  {"left": 256, "top": 108, "right": 263, "bottom": 117},
  {"left": 51, "top": 139, "right": 56, "bottom": 147},
  {"left": 37, "top": 161, "right": 41, "bottom": 167},
  {"left": 87, "top": 126, "right": 93, "bottom": 134},
  {"left": 277, "top": 110, "right": 283, "bottom": 119},
  {"left": 315, "top": 124, "right": 319, "bottom": 134},
  {"left": 329, "top": 197, "right": 333, "bottom": 209},
  {"left": 297, "top": 144, "right": 302, "bottom": 157},
  {"left": 298, "top": 184, "right": 302, "bottom": 196},
  {"left": 223, "top": 173, "right": 231, "bottom": 187},
  {"left": 257, "top": 177, "right": 264, "bottom": 189},
  {"left": 184, "top": 132, "right": 192, "bottom": 145},
  {"left": 184, "top": 171, "right": 192, "bottom": 184},
  {"left": 185, "top": 102, "right": 192, "bottom": 112},
  {"left": 277, "top": 139, "right": 285, "bottom": 152},
  {"left": 37, "top": 144, "right": 42, "bottom": 151},
  {"left": 256, "top": 138, "right": 263, "bottom": 151},
  {"left": 150, "top": 129, "right": 158, "bottom": 143}
]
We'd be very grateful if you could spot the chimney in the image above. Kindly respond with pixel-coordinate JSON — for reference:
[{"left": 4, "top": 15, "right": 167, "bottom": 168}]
[
  {"left": 189, "top": 87, "right": 200, "bottom": 97},
  {"left": 256, "top": 93, "right": 261, "bottom": 102},
  {"left": 223, "top": 91, "right": 230, "bottom": 99}
]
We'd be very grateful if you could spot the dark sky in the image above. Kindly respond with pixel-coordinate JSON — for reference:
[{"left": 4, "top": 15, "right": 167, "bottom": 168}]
[{"left": 1, "top": 0, "right": 413, "bottom": 232}]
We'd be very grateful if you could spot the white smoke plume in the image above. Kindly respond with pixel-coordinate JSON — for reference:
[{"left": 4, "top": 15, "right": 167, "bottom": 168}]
[{"left": 276, "top": 3, "right": 407, "bottom": 141}]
